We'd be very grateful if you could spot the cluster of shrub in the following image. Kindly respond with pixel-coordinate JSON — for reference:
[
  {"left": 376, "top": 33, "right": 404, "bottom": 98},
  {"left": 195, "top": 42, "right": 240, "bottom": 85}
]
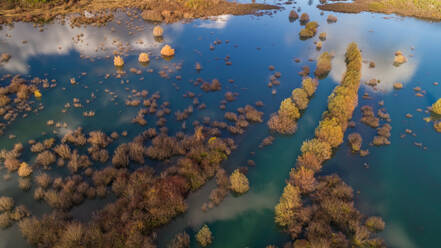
[
  {"left": 268, "top": 77, "right": 318, "bottom": 135},
  {"left": 360, "top": 105, "right": 392, "bottom": 146},
  {"left": 314, "top": 52, "right": 333, "bottom": 79},
  {"left": 14, "top": 126, "right": 240, "bottom": 247},
  {"left": 0, "top": 75, "right": 48, "bottom": 136},
  {"left": 274, "top": 43, "right": 386, "bottom": 247},
  {"left": 299, "top": 21, "right": 319, "bottom": 40}
]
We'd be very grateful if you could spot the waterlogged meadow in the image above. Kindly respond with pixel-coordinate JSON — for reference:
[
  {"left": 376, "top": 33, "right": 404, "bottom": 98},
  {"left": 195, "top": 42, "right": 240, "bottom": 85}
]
[{"left": 0, "top": 0, "right": 440, "bottom": 247}]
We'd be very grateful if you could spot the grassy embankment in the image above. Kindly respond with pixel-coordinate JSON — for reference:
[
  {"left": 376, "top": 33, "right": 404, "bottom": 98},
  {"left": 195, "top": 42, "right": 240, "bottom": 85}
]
[{"left": 318, "top": 0, "right": 441, "bottom": 21}]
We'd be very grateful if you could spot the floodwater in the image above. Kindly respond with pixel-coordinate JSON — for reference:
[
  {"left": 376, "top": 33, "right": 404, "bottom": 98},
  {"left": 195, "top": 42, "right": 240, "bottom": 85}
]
[{"left": 0, "top": 0, "right": 440, "bottom": 247}]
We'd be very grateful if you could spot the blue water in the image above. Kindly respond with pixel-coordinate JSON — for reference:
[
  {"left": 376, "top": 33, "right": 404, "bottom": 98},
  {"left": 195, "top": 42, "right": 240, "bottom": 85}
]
[{"left": 0, "top": 0, "right": 440, "bottom": 247}]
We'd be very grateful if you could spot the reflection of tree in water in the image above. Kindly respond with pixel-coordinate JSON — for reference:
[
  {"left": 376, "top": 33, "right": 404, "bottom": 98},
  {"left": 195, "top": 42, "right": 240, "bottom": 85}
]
[{"left": 0, "top": 20, "right": 173, "bottom": 73}]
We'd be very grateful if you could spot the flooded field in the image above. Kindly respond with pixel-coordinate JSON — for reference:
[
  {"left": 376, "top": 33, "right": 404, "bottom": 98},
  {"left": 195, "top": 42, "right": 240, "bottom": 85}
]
[{"left": 0, "top": 0, "right": 440, "bottom": 247}]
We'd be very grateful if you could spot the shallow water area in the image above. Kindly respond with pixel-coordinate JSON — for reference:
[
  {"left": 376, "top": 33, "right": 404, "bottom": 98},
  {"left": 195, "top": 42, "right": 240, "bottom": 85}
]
[{"left": 0, "top": 0, "right": 440, "bottom": 247}]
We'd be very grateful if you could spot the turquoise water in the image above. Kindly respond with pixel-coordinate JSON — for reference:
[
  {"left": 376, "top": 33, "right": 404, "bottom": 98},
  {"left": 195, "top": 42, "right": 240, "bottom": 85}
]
[{"left": 1, "top": 0, "right": 441, "bottom": 247}]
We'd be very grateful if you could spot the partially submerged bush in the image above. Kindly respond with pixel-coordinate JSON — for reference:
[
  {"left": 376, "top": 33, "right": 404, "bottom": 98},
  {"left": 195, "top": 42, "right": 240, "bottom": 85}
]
[
  {"left": 53, "top": 144, "right": 71, "bottom": 160},
  {"left": 279, "top": 98, "right": 300, "bottom": 119},
  {"left": 348, "top": 133, "right": 362, "bottom": 152},
  {"left": 315, "top": 118, "right": 344, "bottom": 148},
  {"left": 431, "top": 98, "right": 441, "bottom": 115},
  {"left": 0, "top": 196, "right": 14, "bottom": 212},
  {"left": 300, "top": 139, "right": 332, "bottom": 163},
  {"left": 301, "top": 77, "right": 318, "bottom": 97},
  {"left": 296, "top": 152, "right": 321, "bottom": 172},
  {"left": 299, "top": 13, "right": 309, "bottom": 23},
  {"left": 30, "top": 142, "right": 44, "bottom": 153},
  {"left": 229, "top": 169, "right": 249, "bottom": 194},
  {"left": 138, "top": 52, "right": 150, "bottom": 63},
  {"left": 299, "top": 21, "right": 318, "bottom": 39},
  {"left": 290, "top": 167, "right": 316, "bottom": 193},
  {"left": 112, "top": 144, "right": 129, "bottom": 168},
  {"left": 87, "top": 131, "right": 111, "bottom": 148},
  {"left": 18, "top": 162, "right": 33, "bottom": 177},
  {"left": 292, "top": 88, "right": 309, "bottom": 110},
  {"left": 114, "top": 56, "right": 124, "bottom": 67},
  {"left": 168, "top": 232, "right": 190, "bottom": 248},
  {"left": 196, "top": 225, "right": 212, "bottom": 247},
  {"left": 315, "top": 52, "right": 332, "bottom": 78},
  {"left": 0, "top": 212, "right": 11, "bottom": 229},
  {"left": 161, "top": 45, "right": 175, "bottom": 57},
  {"left": 18, "top": 178, "right": 31, "bottom": 191},
  {"left": 4, "top": 158, "right": 20, "bottom": 172},
  {"left": 274, "top": 183, "right": 301, "bottom": 227},
  {"left": 365, "top": 216, "right": 385, "bottom": 232},
  {"left": 35, "top": 173, "right": 51, "bottom": 189},
  {"left": 36, "top": 150, "right": 56, "bottom": 168},
  {"left": 128, "top": 142, "right": 145, "bottom": 164}
]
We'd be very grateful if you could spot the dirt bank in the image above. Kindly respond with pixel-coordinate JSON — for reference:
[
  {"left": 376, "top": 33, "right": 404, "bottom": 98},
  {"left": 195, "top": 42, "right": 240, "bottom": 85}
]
[
  {"left": 318, "top": 0, "right": 441, "bottom": 21},
  {"left": 0, "top": 0, "right": 279, "bottom": 25}
]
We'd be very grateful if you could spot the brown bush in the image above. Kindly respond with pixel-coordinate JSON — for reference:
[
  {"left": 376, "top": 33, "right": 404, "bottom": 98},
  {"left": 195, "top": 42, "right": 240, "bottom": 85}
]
[
  {"left": 18, "top": 178, "right": 31, "bottom": 191},
  {"left": 274, "top": 183, "right": 302, "bottom": 226},
  {"left": 43, "top": 138, "right": 55, "bottom": 149},
  {"left": 301, "top": 77, "right": 318, "bottom": 97},
  {"left": 300, "top": 139, "right": 332, "bottom": 163},
  {"left": 35, "top": 173, "right": 52, "bottom": 189},
  {"left": 168, "top": 232, "right": 190, "bottom": 248},
  {"left": 30, "top": 142, "right": 44, "bottom": 153},
  {"left": 36, "top": 151, "right": 56, "bottom": 168},
  {"left": 67, "top": 150, "right": 91, "bottom": 173},
  {"left": 292, "top": 88, "right": 309, "bottom": 110},
  {"left": 224, "top": 112, "right": 238, "bottom": 122},
  {"left": 0, "top": 95, "right": 11, "bottom": 107},
  {"left": 315, "top": 52, "right": 332, "bottom": 78},
  {"left": 128, "top": 142, "right": 145, "bottom": 164},
  {"left": 315, "top": 118, "right": 344, "bottom": 148},
  {"left": 244, "top": 105, "right": 263, "bottom": 123},
  {"left": 44, "top": 190, "right": 71, "bottom": 209},
  {"left": 365, "top": 216, "right": 385, "bottom": 232},
  {"left": 33, "top": 187, "right": 44, "bottom": 201},
  {"left": 377, "top": 124, "right": 391, "bottom": 138},
  {"left": 145, "top": 135, "right": 185, "bottom": 160},
  {"left": 296, "top": 152, "right": 322, "bottom": 172},
  {"left": 112, "top": 144, "right": 129, "bottom": 168},
  {"left": 290, "top": 167, "right": 316, "bottom": 193},
  {"left": 300, "top": 13, "right": 309, "bottom": 23},
  {"left": 372, "top": 136, "right": 390, "bottom": 146},
  {"left": 348, "top": 133, "right": 362, "bottom": 152},
  {"left": 361, "top": 105, "right": 379, "bottom": 128},
  {"left": 62, "top": 128, "right": 87, "bottom": 146},
  {"left": 229, "top": 169, "right": 249, "bottom": 194},
  {"left": 268, "top": 114, "right": 297, "bottom": 135},
  {"left": 18, "top": 162, "right": 33, "bottom": 177},
  {"left": 87, "top": 131, "right": 111, "bottom": 147},
  {"left": 196, "top": 225, "right": 212, "bottom": 247},
  {"left": 53, "top": 144, "right": 71, "bottom": 160},
  {"left": 0, "top": 212, "right": 11, "bottom": 229},
  {"left": 4, "top": 158, "right": 20, "bottom": 172},
  {"left": 0, "top": 196, "right": 14, "bottom": 212},
  {"left": 279, "top": 98, "right": 300, "bottom": 120}
]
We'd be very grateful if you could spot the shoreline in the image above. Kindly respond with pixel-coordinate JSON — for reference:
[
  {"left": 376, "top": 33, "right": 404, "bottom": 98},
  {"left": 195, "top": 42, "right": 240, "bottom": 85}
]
[
  {"left": 318, "top": 0, "right": 441, "bottom": 21},
  {"left": 0, "top": 0, "right": 279, "bottom": 25}
]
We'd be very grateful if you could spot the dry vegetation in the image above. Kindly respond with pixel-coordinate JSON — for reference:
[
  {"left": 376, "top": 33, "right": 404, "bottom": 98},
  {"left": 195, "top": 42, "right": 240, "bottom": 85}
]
[
  {"left": 0, "top": 0, "right": 278, "bottom": 24},
  {"left": 268, "top": 77, "right": 318, "bottom": 135},
  {"left": 274, "top": 43, "right": 385, "bottom": 247},
  {"left": 318, "top": 0, "right": 441, "bottom": 21}
]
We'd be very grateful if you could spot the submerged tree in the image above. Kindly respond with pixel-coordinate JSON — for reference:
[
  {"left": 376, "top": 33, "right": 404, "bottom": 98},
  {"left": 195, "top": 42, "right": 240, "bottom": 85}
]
[
  {"left": 229, "top": 169, "right": 249, "bottom": 194},
  {"left": 196, "top": 225, "right": 213, "bottom": 247}
]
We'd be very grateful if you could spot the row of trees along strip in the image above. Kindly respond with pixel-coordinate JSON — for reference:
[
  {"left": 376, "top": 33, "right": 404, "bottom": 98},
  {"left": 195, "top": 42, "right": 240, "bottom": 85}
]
[
  {"left": 274, "top": 43, "right": 386, "bottom": 248},
  {"left": 268, "top": 77, "right": 319, "bottom": 135}
]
